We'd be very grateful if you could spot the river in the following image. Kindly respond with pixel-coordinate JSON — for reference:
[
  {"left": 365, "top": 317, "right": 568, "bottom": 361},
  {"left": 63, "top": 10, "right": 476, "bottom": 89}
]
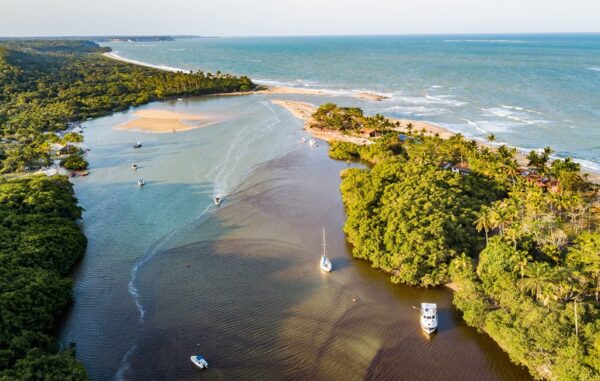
[{"left": 60, "top": 92, "right": 531, "bottom": 380}]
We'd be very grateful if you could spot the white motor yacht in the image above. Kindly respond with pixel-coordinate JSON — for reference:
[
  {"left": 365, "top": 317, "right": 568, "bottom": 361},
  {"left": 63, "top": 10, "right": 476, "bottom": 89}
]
[{"left": 419, "top": 303, "right": 438, "bottom": 335}]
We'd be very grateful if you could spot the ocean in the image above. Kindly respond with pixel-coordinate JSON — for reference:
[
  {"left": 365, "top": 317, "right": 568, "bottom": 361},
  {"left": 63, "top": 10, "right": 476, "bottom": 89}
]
[{"left": 105, "top": 34, "right": 600, "bottom": 171}]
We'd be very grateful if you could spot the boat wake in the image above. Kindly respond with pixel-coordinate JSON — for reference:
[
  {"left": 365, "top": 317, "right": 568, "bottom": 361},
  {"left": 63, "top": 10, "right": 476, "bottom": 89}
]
[
  {"left": 116, "top": 99, "right": 287, "bottom": 380},
  {"left": 209, "top": 100, "right": 282, "bottom": 199}
]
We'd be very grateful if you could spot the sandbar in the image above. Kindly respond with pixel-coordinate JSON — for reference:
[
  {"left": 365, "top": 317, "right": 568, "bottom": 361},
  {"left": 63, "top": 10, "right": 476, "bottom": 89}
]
[{"left": 117, "top": 109, "right": 219, "bottom": 133}]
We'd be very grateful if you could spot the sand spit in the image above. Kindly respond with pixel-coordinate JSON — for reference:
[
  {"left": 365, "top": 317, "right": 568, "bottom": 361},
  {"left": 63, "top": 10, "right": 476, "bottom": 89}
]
[{"left": 117, "top": 109, "right": 219, "bottom": 133}]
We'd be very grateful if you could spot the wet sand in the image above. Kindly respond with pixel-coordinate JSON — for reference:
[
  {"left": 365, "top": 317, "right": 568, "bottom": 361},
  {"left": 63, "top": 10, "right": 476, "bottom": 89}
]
[{"left": 117, "top": 109, "right": 220, "bottom": 133}]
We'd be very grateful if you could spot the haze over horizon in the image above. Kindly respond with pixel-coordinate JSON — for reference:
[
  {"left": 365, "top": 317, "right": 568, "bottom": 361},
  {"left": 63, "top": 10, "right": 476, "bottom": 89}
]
[{"left": 0, "top": 0, "right": 599, "bottom": 37}]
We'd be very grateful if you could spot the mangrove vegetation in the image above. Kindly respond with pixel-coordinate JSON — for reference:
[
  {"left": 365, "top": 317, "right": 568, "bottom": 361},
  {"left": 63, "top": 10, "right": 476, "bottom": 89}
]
[{"left": 320, "top": 104, "right": 600, "bottom": 380}]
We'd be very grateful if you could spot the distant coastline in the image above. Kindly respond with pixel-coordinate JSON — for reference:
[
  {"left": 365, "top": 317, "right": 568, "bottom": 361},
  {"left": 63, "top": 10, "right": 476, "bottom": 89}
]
[{"left": 102, "top": 48, "right": 600, "bottom": 183}]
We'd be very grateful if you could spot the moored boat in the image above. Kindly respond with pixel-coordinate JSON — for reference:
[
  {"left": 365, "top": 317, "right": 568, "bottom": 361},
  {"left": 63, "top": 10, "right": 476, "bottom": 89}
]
[
  {"left": 190, "top": 355, "right": 208, "bottom": 370},
  {"left": 132, "top": 163, "right": 138, "bottom": 170},
  {"left": 133, "top": 141, "right": 142, "bottom": 149},
  {"left": 320, "top": 228, "right": 332, "bottom": 272},
  {"left": 419, "top": 302, "right": 438, "bottom": 335},
  {"left": 137, "top": 179, "right": 145, "bottom": 187},
  {"left": 214, "top": 196, "right": 222, "bottom": 206}
]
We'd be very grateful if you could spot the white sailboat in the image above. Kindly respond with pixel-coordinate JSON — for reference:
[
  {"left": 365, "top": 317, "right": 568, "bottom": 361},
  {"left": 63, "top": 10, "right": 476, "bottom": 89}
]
[
  {"left": 320, "top": 228, "right": 332, "bottom": 272},
  {"left": 419, "top": 303, "right": 438, "bottom": 335},
  {"left": 214, "top": 196, "right": 222, "bottom": 206}
]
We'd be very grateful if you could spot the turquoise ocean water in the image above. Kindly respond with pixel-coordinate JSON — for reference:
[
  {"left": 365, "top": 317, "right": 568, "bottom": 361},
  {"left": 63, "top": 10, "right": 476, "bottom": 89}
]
[{"left": 107, "top": 34, "right": 600, "bottom": 170}]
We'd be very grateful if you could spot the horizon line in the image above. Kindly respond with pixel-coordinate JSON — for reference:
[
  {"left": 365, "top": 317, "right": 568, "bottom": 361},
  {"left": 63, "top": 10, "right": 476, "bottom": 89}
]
[{"left": 1, "top": 31, "right": 600, "bottom": 40}]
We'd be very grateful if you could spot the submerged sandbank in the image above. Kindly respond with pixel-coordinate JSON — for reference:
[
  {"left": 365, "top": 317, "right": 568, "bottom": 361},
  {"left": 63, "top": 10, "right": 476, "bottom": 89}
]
[{"left": 116, "top": 109, "right": 219, "bottom": 133}]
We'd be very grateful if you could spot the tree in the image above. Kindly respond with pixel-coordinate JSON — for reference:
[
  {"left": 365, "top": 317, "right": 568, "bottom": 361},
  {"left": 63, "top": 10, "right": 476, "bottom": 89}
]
[
  {"left": 475, "top": 206, "right": 493, "bottom": 244},
  {"left": 519, "top": 262, "right": 556, "bottom": 305}
]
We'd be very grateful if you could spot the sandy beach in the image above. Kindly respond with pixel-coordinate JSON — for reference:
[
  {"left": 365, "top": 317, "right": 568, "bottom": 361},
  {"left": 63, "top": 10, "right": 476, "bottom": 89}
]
[
  {"left": 271, "top": 99, "right": 600, "bottom": 183},
  {"left": 103, "top": 52, "right": 192, "bottom": 73},
  {"left": 107, "top": 52, "right": 391, "bottom": 103},
  {"left": 271, "top": 99, "right": 448, "bottom": 145},
  {"left": 116, "top": 109, "right": 219, "bottom": 133},
  {"left": 218, "top": 85, "right": 390, "bottom": 102}
]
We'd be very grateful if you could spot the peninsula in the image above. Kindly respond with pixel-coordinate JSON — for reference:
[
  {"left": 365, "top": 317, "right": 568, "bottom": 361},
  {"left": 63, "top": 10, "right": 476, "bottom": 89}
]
[{"left": 292, "top": 103, "right": 600, "bottom": 380}]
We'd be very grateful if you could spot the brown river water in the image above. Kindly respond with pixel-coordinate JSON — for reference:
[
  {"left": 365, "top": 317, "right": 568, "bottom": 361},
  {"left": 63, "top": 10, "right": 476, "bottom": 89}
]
[{"left": 60, "top": 94, "right": 531, "bottom": 380}]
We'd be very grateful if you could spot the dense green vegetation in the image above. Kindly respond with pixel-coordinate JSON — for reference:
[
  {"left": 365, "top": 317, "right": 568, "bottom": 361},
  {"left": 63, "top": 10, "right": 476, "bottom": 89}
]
[
  {"left": 60, "top": 154, "right": 88, "bottom": 171},
  {"left": 322, "top": 104, "right": 600, "bottom": 379},
  {"left": 312, "top": 103, "right": 396, "bottom": 134},
  {"left": 0, "top": 40, "right": 255, "bottom": 173},
  {"left": 0, "top": 40, "right": 255, "bottom": 379},
  {"left": 0, "top": 176, "right": 87, "bottom": 380}
]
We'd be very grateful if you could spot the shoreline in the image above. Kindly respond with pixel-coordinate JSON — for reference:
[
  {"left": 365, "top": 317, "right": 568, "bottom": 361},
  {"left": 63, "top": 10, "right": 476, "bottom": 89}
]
[
  {"left": 103, "top": 52, "right": 391, "bottom": 102},
  {"left": 102, "top": 50, "right": 600, "bottom": 182},
  {"left": 103, "top": 52, "right": 192, "bottom": 73},
  {"left": 271, "top": 99, "right": 456, "bottom": 144},
  {"left": 271, "top": 100, "right": 600, "bottom": 184}
]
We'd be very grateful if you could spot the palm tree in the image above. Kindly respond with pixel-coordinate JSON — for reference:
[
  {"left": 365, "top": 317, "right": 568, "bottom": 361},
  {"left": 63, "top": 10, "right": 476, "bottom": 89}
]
[
  {"left": 475, "top": 206, "right": 493, "bottom": 244},
  {"left": 497, "top": 145, "right": 514, "bottom": 161},
  {"left": 487, "top": 133, "right": 496, "bottom": 144},
  {"left": 511, "top": 251, "right": 532, "bottom": 279},
  {"left": 520, "top": 262, "right": 556, "bottom": 305}
]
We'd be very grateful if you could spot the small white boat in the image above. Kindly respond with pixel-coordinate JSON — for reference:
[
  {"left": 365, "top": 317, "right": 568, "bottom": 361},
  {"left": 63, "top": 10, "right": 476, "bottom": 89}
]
[
  {"left": 320, "top": 228, "right": 332, "bottom": 272},
  {"left": 309, "top": 139, "right": 317, "bottom": 147},
  {"left": 300, "top": 137, "right": 306, "bottom": 144},
  {"left": 419, "top": 303, "right": 438, "bottom": 335},
  {"left": 190, "top": 355, "right": 208, "bottom": 370},
  {"left": 214, "top": 197, "right": 222, "bottom": 206},
  {"left": 132, "top": 163, "right": 138, "bottom": 170},
  {"left": 137, "top": 179, "right": 145, "bottom": 187},
  {"left": 133, "top": 141, "right": 142, "bottom": 149}
]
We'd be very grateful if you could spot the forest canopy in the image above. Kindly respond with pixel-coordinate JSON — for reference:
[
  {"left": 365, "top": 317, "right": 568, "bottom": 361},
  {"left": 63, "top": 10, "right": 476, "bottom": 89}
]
[
  {"left": 0, "top": 40, "right": 255, "bottom": 173},
  {"left": 321, "top": 104, "right": 600, "bottom": 380},
  {"left": 0, "top": 176, "right": 87, "bottom": 380}
]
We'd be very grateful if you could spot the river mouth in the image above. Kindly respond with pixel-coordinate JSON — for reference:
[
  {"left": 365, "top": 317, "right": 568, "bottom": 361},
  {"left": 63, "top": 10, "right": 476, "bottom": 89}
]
[{"left": 61, "top": 94, "right": 530, "bottom": 380}]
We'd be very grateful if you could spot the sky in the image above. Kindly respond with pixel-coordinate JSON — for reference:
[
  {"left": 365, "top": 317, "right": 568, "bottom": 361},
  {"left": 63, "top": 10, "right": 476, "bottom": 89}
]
[{"left": 0, "top": 0, "right": 599, "bottom": 37}]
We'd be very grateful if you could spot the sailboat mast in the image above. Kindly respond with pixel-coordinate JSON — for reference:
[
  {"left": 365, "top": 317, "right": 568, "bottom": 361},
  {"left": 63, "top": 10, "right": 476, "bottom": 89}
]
[{"left": 322, "top": 228, "right": 326, "bottom": 257}]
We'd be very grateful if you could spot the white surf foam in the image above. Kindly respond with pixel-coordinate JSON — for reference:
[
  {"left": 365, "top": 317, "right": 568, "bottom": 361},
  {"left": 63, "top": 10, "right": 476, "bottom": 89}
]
[
  {"left": 444, "top": 39, "right": 528, "bottom": 44},
  {"left": 386, "top": 105, "right": 448, "bottom": 117},
  {"left": 588, "top": 67, "right": 600, "bottom": 72},
  {"left": 483, "top": 107, "right": 548, "bottom": 126},
  {"left": 465, "top": 119, "right": 488, "bottom": 134}
]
